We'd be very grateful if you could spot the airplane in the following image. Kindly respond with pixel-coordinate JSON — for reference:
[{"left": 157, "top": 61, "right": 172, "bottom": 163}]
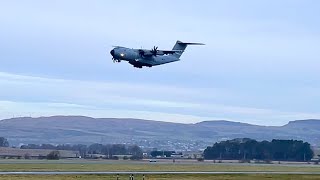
[{"left": 109, "top": 40, "right": 204, "bottom": 68}]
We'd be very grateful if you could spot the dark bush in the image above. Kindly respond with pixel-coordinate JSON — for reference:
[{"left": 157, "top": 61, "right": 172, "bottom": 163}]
[
  {"left": 46, "top": 151, "right": 60, "bottom": 160},
  {"left": 24, "top": 153, "right": 31, "bottom": 159},
  {"left": 197, "top": 157, "right": 204, "bottom": 162},
  {"left": 111, "top": 156, "right": 119, "bottom": 160},
  {"left": 123, "top": 156, "right": 129, "bottom": 160}
]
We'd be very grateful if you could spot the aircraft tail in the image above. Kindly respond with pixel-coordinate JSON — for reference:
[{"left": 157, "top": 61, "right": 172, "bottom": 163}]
[{"left": 172, "top": 40, "right": 204, "bottom": 58}]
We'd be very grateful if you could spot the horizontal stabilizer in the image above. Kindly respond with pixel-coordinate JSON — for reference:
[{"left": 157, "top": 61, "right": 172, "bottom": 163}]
[
  {"left": 177, "top": 41, "right": 205, "bottom": 45},
  {"left": 112, "top": 46, "right": 125, "bottom": 48}
]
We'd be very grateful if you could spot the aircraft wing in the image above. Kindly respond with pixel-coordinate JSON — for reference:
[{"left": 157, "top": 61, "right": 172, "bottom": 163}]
[
  {"left": 138, "top": 49, "right": 181, "bottom": 57},
  {"left": 161, "top": 50, "right": 182, "bottom": 55}
]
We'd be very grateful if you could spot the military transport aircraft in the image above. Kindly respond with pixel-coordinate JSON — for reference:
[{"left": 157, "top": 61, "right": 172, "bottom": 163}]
[{"left": 109, "top": 40, "right": 204, "bottom": 68}]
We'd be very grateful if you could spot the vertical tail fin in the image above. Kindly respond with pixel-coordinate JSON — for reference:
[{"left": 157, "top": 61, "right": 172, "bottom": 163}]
[{"left": 172, "top": 40, "right": 204, "bottom": 58}]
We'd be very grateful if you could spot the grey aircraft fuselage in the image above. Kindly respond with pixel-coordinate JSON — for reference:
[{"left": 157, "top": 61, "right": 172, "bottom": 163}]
[{"left": 109, "top": 40, "right": 204, "bottom": 68}]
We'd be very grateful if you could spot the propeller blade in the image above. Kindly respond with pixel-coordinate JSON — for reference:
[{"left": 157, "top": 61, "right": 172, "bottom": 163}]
[
  {"left": 139, "top": 50, "right": 144, "bottom": 57},
  {"left": 151, "top": 46, "right": 158, "bottom": 56}
]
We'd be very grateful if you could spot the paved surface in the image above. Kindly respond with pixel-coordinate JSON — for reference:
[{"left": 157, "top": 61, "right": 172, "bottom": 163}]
[{"left": 1, "top": 171, "right": 320, "bottom": 175}]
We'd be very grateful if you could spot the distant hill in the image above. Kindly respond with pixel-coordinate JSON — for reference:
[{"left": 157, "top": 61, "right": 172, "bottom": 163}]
[
  {"left": 0, "top": 116, "right": 320, "bottom": 147},
  {"left": 284, "top": 119, "right": 320, "bottom": 128}
]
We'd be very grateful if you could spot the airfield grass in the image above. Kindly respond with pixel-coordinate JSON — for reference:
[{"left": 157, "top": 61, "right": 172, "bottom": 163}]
[
  {"left": 1, "top": 161, "right": 320, "bottom": 172},
  {"left": 1, "top": 160, "right": 320, "bottom": 179},
  {"left": 1, "top": 174, "right": 320, "bottom": 180}
]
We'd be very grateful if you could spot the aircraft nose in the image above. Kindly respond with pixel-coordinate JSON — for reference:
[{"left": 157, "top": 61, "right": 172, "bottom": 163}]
[{"left": 110, "top": 49, "right": 115, "bottom": 56}]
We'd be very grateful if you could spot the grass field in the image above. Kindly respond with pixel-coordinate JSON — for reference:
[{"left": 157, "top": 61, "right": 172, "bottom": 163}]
[
  {"left": 0, "top": 159, "right": 320, "bottom": 179},
  {"left": 1, "top": 174, "right": 320, "bottom": 180},
  {"left": 0, "top": 161, "right": 320, "bottom": 172}
]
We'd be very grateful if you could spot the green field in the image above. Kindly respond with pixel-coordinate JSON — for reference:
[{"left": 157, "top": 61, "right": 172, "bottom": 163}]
[
  {"left": 1, "top": 174, "right": 320, "bottom": 180},
  {"left": 0, "top": 160, "right": 320, "bottom": 179},
  {"left": 0, "top": 161, "right": 320, "bottom": 172}
]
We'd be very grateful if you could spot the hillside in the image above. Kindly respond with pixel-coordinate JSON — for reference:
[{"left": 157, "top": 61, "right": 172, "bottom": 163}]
[{"left": 0, "top": 116, "right": 319, "bottom": 148}]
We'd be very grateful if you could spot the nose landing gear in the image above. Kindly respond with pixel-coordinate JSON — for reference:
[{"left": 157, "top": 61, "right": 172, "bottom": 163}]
[{"left": 112, "top": 58, "right": 121, "bottom": 63}]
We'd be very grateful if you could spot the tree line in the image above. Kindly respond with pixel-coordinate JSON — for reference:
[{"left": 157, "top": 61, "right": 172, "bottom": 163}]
[
  {"left": 204, "top": 138, "right": 314, "bottom": 161},
  {"left": 0, "top": 137, "right": 143, "bottom": 160},
  {"left": 20, "top": 143, "right": 143, "bottom": 160},
  {"left": 0, "top": 136, "right": 316, "bottom": 162}
]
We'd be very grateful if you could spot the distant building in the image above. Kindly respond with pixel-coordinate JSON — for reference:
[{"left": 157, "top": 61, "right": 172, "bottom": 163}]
[
  {"left": 311, "top": 147, "right": 320, "bottom": 163},
  {"left": 0, "top": 147, "right": 79, "bottom": 159},
  {"left": 85, "top": 154, "right": 133, "bottom": 159},
  {"left": 313, "top": 147, "right": 320, "bottom": 158},
  {"left": 86, "top": 153, "right": 107, "bottom": 159},
  {"left": 183, "top": 151, "right": 203, "bottom": 159},
  {"left": 142, "top": 152, "right": 148, "bottom": 157},
  {"left": 171, "top": 152, "right": 183, "bottom": 159}
]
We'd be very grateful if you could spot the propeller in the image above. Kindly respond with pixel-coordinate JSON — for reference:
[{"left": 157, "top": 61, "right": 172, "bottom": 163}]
[
  {"left": 150, "top": 46, "right": 158, "bottom": 56},
  {"left": 138, "top": 49, "right": 145, "bottom": 57}
]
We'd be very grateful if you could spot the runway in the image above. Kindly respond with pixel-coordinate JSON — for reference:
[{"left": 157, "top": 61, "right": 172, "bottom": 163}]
[{"left": 1, "top": 171, "right": 320, "bottom": 175}]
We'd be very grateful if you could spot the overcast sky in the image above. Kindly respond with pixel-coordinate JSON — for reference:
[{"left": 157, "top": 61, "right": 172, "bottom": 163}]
[{"left": 0, "top": 0, "right": 319, "bottom": 125}]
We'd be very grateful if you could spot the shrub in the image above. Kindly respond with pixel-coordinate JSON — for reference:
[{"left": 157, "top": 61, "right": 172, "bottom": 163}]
[
  {"left": 111, "top": 156, "right": 119, "bottom": 160},
  {"left": 197, "top": 157, "right": 204, "bottom": 162},
  {"left": 24, "top": 153, "right": 31, "bottom": 159},
  {"left": 123, "top": 156, "right": 129, "bottom": 160},
  {"left": 264, "top": 159, "right": 272, "bottom": 164},
  {"left": 239, "top": 159, "right": 251, "bottom": 163},
  {"left": 46, "top": 151, "right": 60, "bottom": 160}
]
